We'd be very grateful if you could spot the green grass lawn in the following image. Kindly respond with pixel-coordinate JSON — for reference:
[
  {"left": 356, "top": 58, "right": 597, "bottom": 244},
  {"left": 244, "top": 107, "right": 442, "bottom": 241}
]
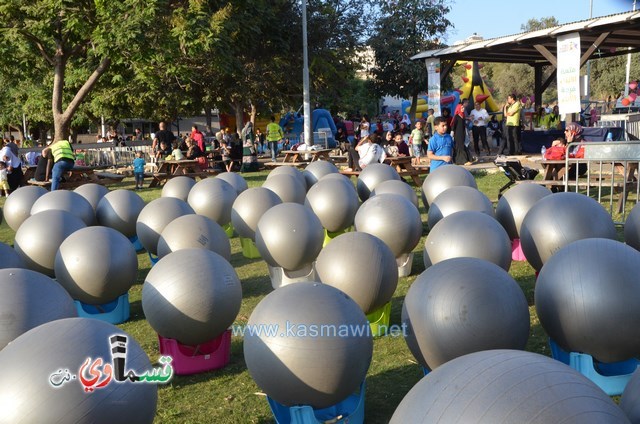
[{"left": 0, "top": 171, "right": 586, "bottom": 423}]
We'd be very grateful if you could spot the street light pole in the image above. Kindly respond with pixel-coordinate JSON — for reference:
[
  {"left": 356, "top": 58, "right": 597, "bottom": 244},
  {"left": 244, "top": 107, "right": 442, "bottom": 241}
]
[
  {"left": 625, "top": 0, "right": 637, "bottom": 97},
  {"left": 302, "top": 0, "right": 313, "bottom": 146}
]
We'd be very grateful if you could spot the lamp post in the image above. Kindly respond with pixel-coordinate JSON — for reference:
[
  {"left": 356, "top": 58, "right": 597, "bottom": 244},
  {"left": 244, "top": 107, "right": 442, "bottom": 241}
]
[
  {"left": 625, "top": 0, "right": 637, "bottom": 97},
  {"left": 302, "top": 0, "right": 312, "bottom": 146}
]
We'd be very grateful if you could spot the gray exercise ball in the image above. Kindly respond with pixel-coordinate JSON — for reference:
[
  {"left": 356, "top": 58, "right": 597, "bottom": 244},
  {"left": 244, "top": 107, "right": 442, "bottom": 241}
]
[
  {"left": 54, "top": 226, "right": 138, "bottom": 304},
  {"left": 157, "top": 214, "right": 231, "bottom": 261},
  {"left": 0, "top": 318, "right": 157, "bottom": 423},
  {"left": 3, "top": 185, "right": 47, "bottom": 231},
  {"left": 0, "top": 268, "right": 77, "bottom": 350},
  {"left": 231, "top": 187, "right": 282, "bottom": 240},
  {"left": 142, "top": 249, "right": 242, "bottom": 345},
  {"left": 315, "top": 232, "right": 397, "bottom": 314},
  {"left": 390, "top": 350, "right": 629, "bottom": 424},
  {"left": 14, "top": 210, "right": 87, "bottom": 277},
  {"left": 427, "top": 186, "right": 494, "bottom": 229},
  {"left": 31, "top": 190, "right": 95, "bottom": 226},
  {"left": 303, "top": 160, "right": 340, "bottom": 187},
  {"left": 267, "top": 166, "right": 308, "bottom": 190},
  {"left": 520, "top": 192, "right": 617, "bottom": 271},
  {"left": 243, "top": 282, "right": 372, "bottom": 409},
  {"left": 371, "top": 179, "right": 419, "bottom": 208},
  {"left": 496, "top": 182, "right": 552, "bottom": 240},
  {"left": 356, "top": 163, "right": 400, "bottom": 201},
  {"left": 74, "top": 183, "right": 110, "bottom": 212},
  {"left": 255, "top": 203, "right": 324, "bottom": 270},
  {"left": 187, "top": 177, "right": 237, "bottom": 226},
  {"left": 96, "top": 189, "right": 146, "bottom": 237},
  {"left": 161, "top": 175, "right": 197, "bottom": 202},
  {"left": 216, "top": 171, "right": 248, "bottom": 194},
  {"left": 621, "top": 368, "right": 640, "bottom": 423},
  {"left": 305, "top": 177, "right": 360, "bottom": 233},
  {"left": 423, "top": 211, "right": 512, "bottom": 271},
  {"left": 262, "top": 173, "right": 307, "bottom": 204},
  {"left": 354, "top": 193, "right": 422, "bottom": 257},
  {"left": 536, "top": 238, "right": 640, "bottom": 363},
  {"left": 319, "top": 172, "right": 357, "bottom": 190},
  {"left": 136, "top": 197, "right": 194, "bottom": 255},
  {"left": 421, "top": 164, "right": 477, "bottom": 209},
  {"left": 402, "top": 258, "right": 529, "bottom": 369},
  {"left": 0, "top": 241, "right": 24, "bottom": 269},
  {"left": 624, "top": 202, "right": 640, "bottom": 252}
]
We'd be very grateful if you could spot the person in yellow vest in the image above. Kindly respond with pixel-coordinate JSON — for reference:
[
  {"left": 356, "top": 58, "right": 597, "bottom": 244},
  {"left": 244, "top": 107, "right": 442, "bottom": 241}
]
[
  {"left": 504, "top": 94, "right": 522, "bottom": 155},
  {"left": 266, "top": 116, "right": 284, "bottom": 162},
  {"left": 42, "top": 139, "right": 75, "bottom": 190}
]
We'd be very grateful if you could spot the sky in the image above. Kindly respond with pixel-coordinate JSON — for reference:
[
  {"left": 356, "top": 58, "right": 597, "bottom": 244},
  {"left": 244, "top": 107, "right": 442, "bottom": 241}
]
[{"left": 445, "top": 0, "right": 637, "bottom": 43}]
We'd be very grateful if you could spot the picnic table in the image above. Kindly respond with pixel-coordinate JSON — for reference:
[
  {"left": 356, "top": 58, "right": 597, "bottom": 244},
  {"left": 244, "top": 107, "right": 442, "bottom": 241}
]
[
  {"left": 384, "top": 156, "right": 429, "bottom": 186},
  {"left": 281, "top": 149, "right": 333, "bottom": 164},
  {"left": 149, "top": 159, "right": 211, "bottom": 188},
  {"left": 26, "top": 165, "right": 125, "bottom": 189}
]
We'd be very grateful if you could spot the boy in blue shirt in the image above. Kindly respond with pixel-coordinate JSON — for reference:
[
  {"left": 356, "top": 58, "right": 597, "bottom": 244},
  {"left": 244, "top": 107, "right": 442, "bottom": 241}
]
[
  {"left": 427, "top": 116, "right": 454, "bottom": 171},
  {"left": 133, "top": 151, "right": 146, "bottom": 189}
]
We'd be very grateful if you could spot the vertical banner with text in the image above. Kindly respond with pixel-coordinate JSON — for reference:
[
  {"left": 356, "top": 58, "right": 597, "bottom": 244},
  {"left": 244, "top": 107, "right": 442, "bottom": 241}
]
[
  {"left": 557, "top": 32, "right": 581, "bottom": 115},
  {"left": 426, "top": 59, "right": 441, "bottom": 117}
]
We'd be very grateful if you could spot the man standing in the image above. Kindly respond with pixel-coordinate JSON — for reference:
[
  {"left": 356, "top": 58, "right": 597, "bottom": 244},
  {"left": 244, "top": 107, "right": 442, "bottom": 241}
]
[
  {"left": 190, "top": 125, "right": 206, "bottom": 153},
  {"left": 504, "top": 94, "right": 522, "bottom": 155},
  {"left": 469, "top": 101, "right": 490, "bottom": 156},
  {"left": 134, "top": 128, "right": 143, "bottom": 141},
  {"left": 153, "top": 121, "right": 176, "bottom": 154},
  {"left": 266, "top": 116, "right": 283, "bottom": 162}
]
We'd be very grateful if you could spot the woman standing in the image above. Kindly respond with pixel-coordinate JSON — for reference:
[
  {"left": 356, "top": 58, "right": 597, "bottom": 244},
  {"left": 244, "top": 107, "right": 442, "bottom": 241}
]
[{"left": 452, "top": 100, "right": 473, "bottom": 165}]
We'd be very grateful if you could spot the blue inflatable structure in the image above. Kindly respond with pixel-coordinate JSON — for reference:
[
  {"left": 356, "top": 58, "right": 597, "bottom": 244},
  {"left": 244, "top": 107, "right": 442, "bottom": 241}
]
[{"left": 279, "top": 109, "right": 337, "bottom": 148}]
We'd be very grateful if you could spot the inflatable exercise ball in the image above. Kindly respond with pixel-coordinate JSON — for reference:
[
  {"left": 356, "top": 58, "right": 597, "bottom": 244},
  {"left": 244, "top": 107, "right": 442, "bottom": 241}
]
[
  {"left": 161, "top": 176, "right": 196, "bottom": 202},
  {"left": 423, "top": 211, "right": 511, "bottom": 270},
  {"left": 136, "top": 197, "right": 194, "bottom": 255},
  {"left": 496, "top": 182, "right": 552, "bottom": 240},
  {"left": 371, "top": 179, "right": 418, "bottom": 208},
  {"left": 305, "top": 177, "right": 359, "bottom": 233},
  {"left": 0, "top": 242, "right": 24, "bottom": 269},
  {"left": 262, "top": 173, "right": 307, "bottom": 204},
  {"left": 244, "top": 282, "right": 372, "bottom": 409},
  {"left": 231, "top": 187, "right": 281, "bottom": 240},
  {"left": 142, "top": 249, "right": 241, "bottom": 345},
  {"left": 216, "top": 171, "right": 248, "bottom": 194},
  {"left": 355, "top": 193, "right": 422, "bottom": 257},
  {"left": 303, "top": 160, "right": 339, "bottom": 187},
  {"left": 256, "top": 203, "right": 324, "bottom": 270},
  {"left": 74, "top": 183, "right": 109, "bottom": 212},
  {"left": 402, "top": 258, "right": 529, "bottom": 369},
  {"left": 96, "top": 189, "right": 146, "bottom": 237},
  {"left": 316, "top": 232, "right": 397, "bottom": 314},
  {"left": 520, "top": 192, "right": 617, "bottom": 271},
  {"left": 624, "top": 202, "right": 640, "bottom": 251},
  {"left": 427, "top": 186, "right": 493, "bottom": 229},
  {"left": 157, "top": 214, "right": 230, "bottom": 261},
  {"left": 31, "top": 190, "right": 95, "bottom": 226},
  {"left": 54, "top": 226, "right": 138, "bottom": 304},
  {"left": 187, "top": 177, "right": 237, "bottom": 226},
  {"left": 267, "top": 166, "right": 307, "bottom": 190},
  {"left": 319, "top": 172, "right": 356, "bottom": 189},
  {"left": 3, "top": 185, "right": 47, "bottom": 231},
  {"left": 621, "top": 368, "right": 640, "bottom": 423},
  {"left": 390, "top": 350, "right": 628, "bottom": 423},
  {"left": 14, "top": 210, "right": 86, "bottom": 277},
  {"left": 536, "top": 238, "right": 640, "bottom": 363},
  {"left": 421, "top": 164, "right": 477, "bottom": 209},
  {"left": 0, "top": 318, "right": 157, "bottom": 424},
  {"left": 356, "top": 163, "right": 400, "bottom": 201},
  {"left": 0, "top": 268, "right": 76, "bottom": 350}
]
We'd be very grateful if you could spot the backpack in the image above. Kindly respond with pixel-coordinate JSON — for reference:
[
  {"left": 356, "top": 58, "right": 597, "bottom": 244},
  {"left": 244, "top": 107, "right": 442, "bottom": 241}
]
[{"left": 544, "top": 145, "right": 566, "bottom": 160}]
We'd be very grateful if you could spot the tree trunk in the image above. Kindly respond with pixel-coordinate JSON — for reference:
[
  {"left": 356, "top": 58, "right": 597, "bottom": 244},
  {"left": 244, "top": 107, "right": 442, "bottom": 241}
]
[
  {"left": 8, "top": 124, "right": 24, "bottom": 142},
  {"left": 250, "top": 103, "right": 257, "bottom": 126},
  {"left": 233, "top": 100, "right": 244, "bottom": 135},
  {"left": 204, "top": 107, "right": 213, "bottom": 135},
  {"left": 409, "top": 91, "right": 419, "bottom": 123}
]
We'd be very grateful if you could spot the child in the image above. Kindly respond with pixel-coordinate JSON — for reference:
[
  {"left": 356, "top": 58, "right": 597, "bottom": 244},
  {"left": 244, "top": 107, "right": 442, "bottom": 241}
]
[
  {"left": 408, "top": 120, "right": 425, "bottom": 166},
  {"left": 155, "top": 141, "right": 171, "bottom": 160},
  {"left": 133, "top": 151, "right": 146, "bottom": 190},
  {"left": 0, "top": 162, "right": 10, "bottom": 196},
  {"left": 427, "top": 116, "right": 454, "bottom": 172},
  {"left": 171, "top": 142, "right": 184, "bottom": 160},
  {"left": 220, "top": 140, "right": 232, "bottom": 172}
]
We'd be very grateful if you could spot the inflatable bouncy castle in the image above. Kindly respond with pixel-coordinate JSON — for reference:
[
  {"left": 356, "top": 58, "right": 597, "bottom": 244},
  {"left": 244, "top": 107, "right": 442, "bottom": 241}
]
[
  {"left": 458, "top": 61, "right": 500, "bottom": 112},
  {"left": 279, "top": 109, "right": 337, "bottom": 147}
]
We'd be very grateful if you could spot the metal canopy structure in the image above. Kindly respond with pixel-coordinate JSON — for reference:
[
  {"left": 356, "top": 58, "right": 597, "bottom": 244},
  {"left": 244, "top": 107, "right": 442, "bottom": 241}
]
[{"left": 411, "top": 10, "right": 640, "bottom": 106}]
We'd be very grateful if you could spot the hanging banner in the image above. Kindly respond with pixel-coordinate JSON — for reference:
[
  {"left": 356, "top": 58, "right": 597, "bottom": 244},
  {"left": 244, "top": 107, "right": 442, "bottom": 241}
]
[
  {"left": 426, "top": 58, "right": 441, "bottom": 117},
  {"left": 557, "top": 32, "right": 581, "bottom": 115}
]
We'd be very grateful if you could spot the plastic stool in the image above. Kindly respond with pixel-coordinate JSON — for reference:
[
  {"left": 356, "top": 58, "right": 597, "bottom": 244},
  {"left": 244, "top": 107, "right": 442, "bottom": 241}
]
[
  {"left": 74, "top": 292, "right": 130, "bottom": 325},
  {"left": 549, "top": 338, "right": 639, "bottom": 395},
  {"left": 366, "top": 301, "right": 391, "bottom": 337},
  {"left": 267, "top": 380, "right": 366, "bottom": 424},
  {"left": 240, "top": 237, "right": 261, "bottom": 259},
  {"left": 323, "top": 228, "right": 349, "bottom": 247},
  {"left": 148, "top": 251, "right": 160, "bottom": 265},
  {"left": 223, "top": 222, "right": 234, "bottom": 238},
  {"left": 129, "top": 235, "right": 144, "bottom": 252},
  {"left": 422, "top": 366, "right": 431, "bottom": 376},
  {"left": 158, "top": 329, "right": 231, "bottom": 375},
  {"left": 511, "top": 238, "right": 527, "bottom": 261},
  {"left": 396, "top": 252, "right": 414, "bottom": 277},
  {"left": 269, "top": 263, "right": 317, "bottom": 290}
]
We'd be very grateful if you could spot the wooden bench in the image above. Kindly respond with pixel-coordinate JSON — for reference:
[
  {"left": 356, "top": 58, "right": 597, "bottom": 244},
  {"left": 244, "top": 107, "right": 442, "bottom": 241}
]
[{"left": 265, "top": 161, "right": 307, "bottom": 169}]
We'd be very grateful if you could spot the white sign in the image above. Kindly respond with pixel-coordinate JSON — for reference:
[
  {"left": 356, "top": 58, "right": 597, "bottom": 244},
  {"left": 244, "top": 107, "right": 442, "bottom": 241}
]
[
  {"left": 426, "top": 59, "right": 441, "bottom": 117},
  {"left": 557, "top": 32, "right": 581, "bottom": 115}
]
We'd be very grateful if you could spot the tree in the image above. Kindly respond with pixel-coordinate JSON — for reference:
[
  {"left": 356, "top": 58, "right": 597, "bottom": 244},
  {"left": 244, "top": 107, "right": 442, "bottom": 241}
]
[
  {"left": 367, "top": 0, "right": 451, "bottom": 120},
  {"left": 590, "top": 53, "right": 640, "bottom": 101},
  {"left": 0, "top": 0, "right": 165, "bottom": 141},
  {"left": 520, "top": 17, "right": 560, "bottom": 32}
]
